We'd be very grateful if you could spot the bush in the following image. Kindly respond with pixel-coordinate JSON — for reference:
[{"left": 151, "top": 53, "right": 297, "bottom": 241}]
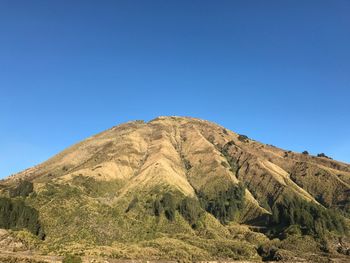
[
  {"left": 281, "top": 225, "right": 302, "bottom": 239},
  {"left": 183, "top": 159, "right": 192, "bottom": 170},
  {"left": 302, "top": 151, "right": 309, "bottom": 155},
  {"left": 317, "top": 153, "right": 332, "bottom": 159},
  {"left": 257, "top": 244, "right": 279, "bottom": 261},
  {"left": 62, "top": 254, "right": 82, "bottom": 263},
  {"left": 9, "top": 180, "right": 33, "bottom": 198},
  {"left": 125, "top": 197, "right": 138, "bottom": 213},
  {"left": 221, "top": 161, "right": 229, "bottom": 168},
  {"left": 238, "top": 134, "right": 249, "bottom": 143}
]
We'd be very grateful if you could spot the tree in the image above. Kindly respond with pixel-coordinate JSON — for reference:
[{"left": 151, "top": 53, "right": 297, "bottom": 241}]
[
  {"left": 0, "top": 197, "right": 45, "bottom": 239},
  {"left": 178, "top": 197, "right": 203, "bottom": 227},
  {"left": 161, "top": 193, "right": 176, "bottom": 221},
  {"left": 271, "top": 205, "right": 280, "bottom": 224},
  {"left": 270, "top": 197, "right": 347, "bottom": 238},
  {"left": 153, "top": 199, "right": 162, "bottom": 216},
  {"left": 317, "top": 153, "right": 332, "bottom": 159},
  {"left": 198, "top": 183, "right": 245, "bottom": 224}
]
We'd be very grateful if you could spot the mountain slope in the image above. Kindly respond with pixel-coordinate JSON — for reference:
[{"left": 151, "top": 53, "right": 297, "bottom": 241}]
[{"left": 1, "top": 116, "right": 349, "bottom": 262}]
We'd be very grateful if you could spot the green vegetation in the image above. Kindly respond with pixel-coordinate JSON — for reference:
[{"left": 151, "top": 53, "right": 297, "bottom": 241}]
[
  {"left": 0, "top": 197, "right": 45, "bottom": 239},
  {"left": 178, "top": 197, "right": 203, "bottom": 228},
  {"left": 62, "top": 254, "right": 82, "bottom": 263},
  {"left": 161, "top": 193, "right": 177, "bottom": 221},
  {"left": 317, "top": 153, "right": 332, "bottom": 159},
  {"left": 183, "top": 158, "right": 192, "bottom": 170},
  {"left": 220, "top": 161, "right": 229, "bottom": 168},
  {"left": 125, "top": 197, "right": 138, "bottom": 213},
  {"left": 152, "top": 199, "right": 163, "bottom": 216},
  {"left": 71, "top": 175, "right": 123, "bottom": 197},
  {"left": 257, "top": 243, "right": 280, "bottom": 261},
  {"left": 198, "top": 184, "right": 245, "bottom": 224},
  {"left": 151, "top": 193, "right": 176, "bottom": 220},
  {"left": 270, "top": 197, "right": 347, "bottom": 238},
  {"left": 9, "top": 180, "right": 33, "bottom": 198},
  {"left": 302, "top": 151, "right": 309, "bottom": 155},
  {"left": 2, "top": 117, "right": 350, "bottom": 261},
  {"left": 149, "top": 193, "right": 204, "bottom": 228},
  {"left": 259, "top": 199, "right": 272, "bottom": 213},
  {"left": 220, "top": 141, "right": 238, "bottom": 172},
  {"left": 258, "top": 234, "right": 327, "bottom": 262},
  {"left": 238, "top": 134, "right": 249, "bottom": 143},
  {"left": 149, "top": 185, "right": 245, "bottom": 227}
]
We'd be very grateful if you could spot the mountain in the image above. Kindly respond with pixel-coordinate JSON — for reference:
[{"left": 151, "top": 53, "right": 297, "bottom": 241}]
[{"left": 1, "top": 116, "right": 349, "bottom": 262}]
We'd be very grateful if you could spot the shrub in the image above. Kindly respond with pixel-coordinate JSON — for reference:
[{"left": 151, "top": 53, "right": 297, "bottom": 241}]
[
  {"left": 260, "top": 199, "right": 272, "bottom": 212},
  {"left": 221, "top": 161, "right": 229, "bottom": 168},
  {"left": 257, "top": 244, "right": 279, "bottom": 261},
  {"left": 62, "top": 254, "right": 82, "bottom": 263},
  {"left": 208, "top": 135, "right": 215, "bottom": 143},
  {"left": 238, "top": 134, "right": 249, "bottom": 143},
  {"left": 317, "top": 153, "right": 332, "bottom": 159},
  {"left": 302, "top": 151, "right": 309, "bottom": 155},
  {"left": 281, "top": 225, "right": 302, "bottom": 239},
  {"left": 9, "top": 180, "right": 33, "bottom": 198},
  {"left": 183, "top": 159, "right": 192, "bottom": 170},
  {"left": 125, "top": 197, "right": 138, "bottom": 213}
]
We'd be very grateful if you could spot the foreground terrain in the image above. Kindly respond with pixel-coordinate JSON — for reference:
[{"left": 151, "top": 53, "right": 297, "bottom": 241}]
[{"left": 1, "top": 116, "right": 349, "bottom": 262}]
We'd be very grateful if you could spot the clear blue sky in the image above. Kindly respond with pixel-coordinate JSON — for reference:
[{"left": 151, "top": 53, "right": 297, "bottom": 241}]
[{"left": 1, "top": 0, "right": 349, "bottom": 178}]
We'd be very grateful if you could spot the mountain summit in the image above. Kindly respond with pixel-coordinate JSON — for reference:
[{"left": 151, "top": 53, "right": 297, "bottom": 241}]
[{"left": 1, "top": 116, "right": 349, "bottom": 262}]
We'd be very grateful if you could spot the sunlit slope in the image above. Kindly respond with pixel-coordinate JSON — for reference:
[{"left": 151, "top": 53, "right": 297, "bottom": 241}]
[{"left": 1, "top": 116, "right": 349, "bottom": 261}]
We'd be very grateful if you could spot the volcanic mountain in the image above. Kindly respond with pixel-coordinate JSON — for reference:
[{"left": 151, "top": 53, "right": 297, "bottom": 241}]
[{"left": 1, "top": 116, "right": 349, "bottom": 262}]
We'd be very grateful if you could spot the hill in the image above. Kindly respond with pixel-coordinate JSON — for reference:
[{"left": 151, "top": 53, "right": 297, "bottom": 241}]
[{"left": 1, "top": 116, "right": 349, "bottom": 262}]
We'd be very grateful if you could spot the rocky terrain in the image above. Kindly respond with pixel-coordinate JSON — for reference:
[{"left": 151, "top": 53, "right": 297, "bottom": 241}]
[{"left": 0, "top": 116, "right": 349, "bottom": 262}]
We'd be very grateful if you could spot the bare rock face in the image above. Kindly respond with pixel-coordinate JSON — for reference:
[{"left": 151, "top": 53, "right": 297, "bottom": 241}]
[{"left": 0, "top": 116, "right": 349, "bottom": 261}]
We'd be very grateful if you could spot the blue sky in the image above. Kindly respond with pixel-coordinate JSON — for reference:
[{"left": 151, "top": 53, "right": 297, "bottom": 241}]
[{"left": 1, "top": 0, "right": 349, "bottom": 178}]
